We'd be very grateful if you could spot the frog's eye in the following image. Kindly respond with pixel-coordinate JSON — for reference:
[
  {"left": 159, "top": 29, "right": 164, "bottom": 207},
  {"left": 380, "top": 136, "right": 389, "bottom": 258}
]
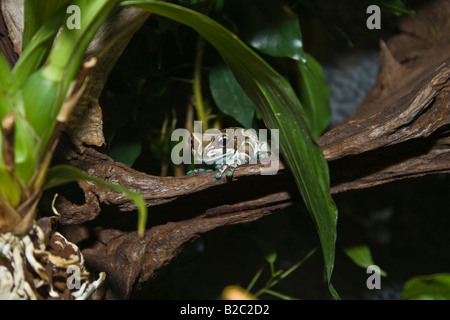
[{"left": 218, "top": 136, "right": 227, "bottom": 147}]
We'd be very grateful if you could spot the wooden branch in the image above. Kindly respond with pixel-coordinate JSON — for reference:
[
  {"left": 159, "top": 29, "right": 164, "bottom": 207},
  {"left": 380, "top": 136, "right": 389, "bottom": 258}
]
[
  {"left": 56, "top": 46, "right": 449, "bottom": 218},
  {"left": 57, "top": 53, "right": 449, "bottom": 219},
  {"left": 324, "top": 57, "right": 450, "bottom": 193}
]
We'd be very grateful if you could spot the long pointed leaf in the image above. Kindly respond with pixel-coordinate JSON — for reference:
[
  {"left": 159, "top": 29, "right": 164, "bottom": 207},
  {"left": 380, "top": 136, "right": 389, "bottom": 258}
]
[
  {"left": 224, "top": 0, "right": 306, "bottom": 62},
  {"left": 13, "top": 114, "right": 39, "bottom": 185},
  {"left": 297, "top": 53, "right": 331, "bottom": 139},
  {"left": 44, "top": 164, "right": 148, "bottom": 236},
  {"left": 209, "top": 63, "right": 255, "bottom": 128},
  {"left": 343, "top": 244, "right": 387, "bottom": 277},
  {"left": 0, "top": 53, "right": 26, "bottom": 205},
  {"left": 0, "top": 53, "right": 23, "bottom": 118},
  {"left": 22, "top": 0, "right": 70, "bottom": 51},
  {"left": 402, "top": 274, "right": 450, "bottom": 300},
  {"left": 18, "top": 0, "right": 122, "bottom": 184},
  {"left": 13, "top": 5, "right": 68, "bottom": 87},
  {"left": 122, "top": 0, "right": 338, "bottom": 296},
  {"left": 44, "top": 0, "right": 122, "bottom": 95}
]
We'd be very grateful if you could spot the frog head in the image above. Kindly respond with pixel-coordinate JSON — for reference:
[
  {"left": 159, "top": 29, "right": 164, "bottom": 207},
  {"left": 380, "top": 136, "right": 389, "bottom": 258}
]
[{"left": 190, "top": 128, "right": 261, "bottom": 165}]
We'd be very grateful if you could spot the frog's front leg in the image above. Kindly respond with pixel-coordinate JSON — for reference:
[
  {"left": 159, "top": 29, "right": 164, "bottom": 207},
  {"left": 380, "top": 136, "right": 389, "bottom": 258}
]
[
  {"left": 225, "top": 164, "right": 237, "bottom": 179},
  {"left": 214, "top": 163, "right": 237, "bottom": 180},
  {"left": 214, "top": 163, "right": 228, "bottom": 179}
]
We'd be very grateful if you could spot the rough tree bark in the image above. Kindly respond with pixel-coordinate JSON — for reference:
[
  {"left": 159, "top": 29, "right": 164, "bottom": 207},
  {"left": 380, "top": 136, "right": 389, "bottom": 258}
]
[{"left": 1, "top": 0, "right": 449, "bottom": 299}]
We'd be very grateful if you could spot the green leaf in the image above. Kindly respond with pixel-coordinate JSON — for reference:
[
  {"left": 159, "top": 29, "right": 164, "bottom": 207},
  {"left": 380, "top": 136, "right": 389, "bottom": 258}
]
[
  {"left": 224, "top": 1, "right": 330, "bottom": 137},
  {"left": 110, "top": 128, "right": 142, "bottom": 167},
  {"left": 225, "top": 0, "right": 305, "bottom": 61},
  {"left": 43, "top": 0, "right": 120, "bottom": 92},
  {"left": 22, "top": 0, "right": 70, "bottom": 51},
  {"left": 358, "top": 0, "right": 435, "bottom": 35},
  {"left": 297, "top": 53, "right": 331, "bottom": 139},
  {"left": 209, "top": 63, "right": 255, "bottom": 128},
  {"left": 13, "top": 5, "right": 68, "bottom": 86},
  {"left": 22, "top": 69, "right": 61, "bottom": 139},
  {"left": 265, "top": 251, "right": 277, "bottom": 265},
  {"left": 0, "top": 54, "right": 27, "bottom": 205},
  {"left": 343, "top": 244, "right": 387, "bottom": 277},
  {"left": 0, "top": 169, "right": 22, "bottom": 207},
  {"left": 265, "top": 251, "right": 277, "bottom": 276},
  {"left": 0, "top": 53, "right": 36, "bottom": 199},
  {"left": 121, "top": 0, "right": 339, "bottom": 298},
  {"left": 378, "top": 0, "right": 435, "bottom": 35},
  {"left": 402, "top": 274, "right": 450, "bottom": 300},
  {"left": 378, "top": 0, "right": 421, "bottom": 17},
  {"left": 18, "top": 0, "right": 122, "bottom": 179},
  {"left": 44, "top": 164, "right": 148, "bottom": 236},
  {"left": 13, "top": 114, "right": 40, "bottom": 185},
  {"left": 22, "top": 0, "right": 121, "bottom": 130},
  {"left": 0, "top": 53, "right": 24, "bottom": 118}
]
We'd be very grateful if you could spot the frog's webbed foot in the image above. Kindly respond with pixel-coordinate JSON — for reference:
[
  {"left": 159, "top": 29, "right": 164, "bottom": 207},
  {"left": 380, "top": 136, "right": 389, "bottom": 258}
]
[
  {"left": 186, "top": 168, "right": 213, "bottom": 176},
  {"left": 214, "top": 164, "right": 237, "bottom": 180},
  {"left": 225, "top": 166, "right": 236, "bottom": 179},
  {"left": 214, "top": 164, "right": 227, "bottom": 179},
  {"left": 188, "top": 164, "right": 237, "bottom": 180}
]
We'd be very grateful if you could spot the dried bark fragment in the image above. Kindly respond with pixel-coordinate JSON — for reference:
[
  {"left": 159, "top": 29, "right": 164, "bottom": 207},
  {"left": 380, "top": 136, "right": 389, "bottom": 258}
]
[{"left": 0, "top": 217, "right": 105, "bottom": 300}]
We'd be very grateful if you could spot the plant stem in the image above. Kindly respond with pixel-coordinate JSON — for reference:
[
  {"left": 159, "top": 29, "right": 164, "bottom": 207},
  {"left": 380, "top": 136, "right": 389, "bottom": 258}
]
[
  {"left": 253, "top": 248, "right": 317, "bottom": 298},
  {"left": 246, "top": 267, "right": 264, "bottom": 293},
  {"left": 263, "top": 289, "right": 298, "bottom": 300},
  {"left": 193, "top": 36, "right": 207, "bottom": 130}
]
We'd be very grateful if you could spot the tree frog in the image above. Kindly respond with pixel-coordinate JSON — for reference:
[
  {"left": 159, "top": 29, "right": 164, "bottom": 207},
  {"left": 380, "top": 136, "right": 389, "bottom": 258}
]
[{"left": 187, "top": 127, "right": 270, "bottom": 179}]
